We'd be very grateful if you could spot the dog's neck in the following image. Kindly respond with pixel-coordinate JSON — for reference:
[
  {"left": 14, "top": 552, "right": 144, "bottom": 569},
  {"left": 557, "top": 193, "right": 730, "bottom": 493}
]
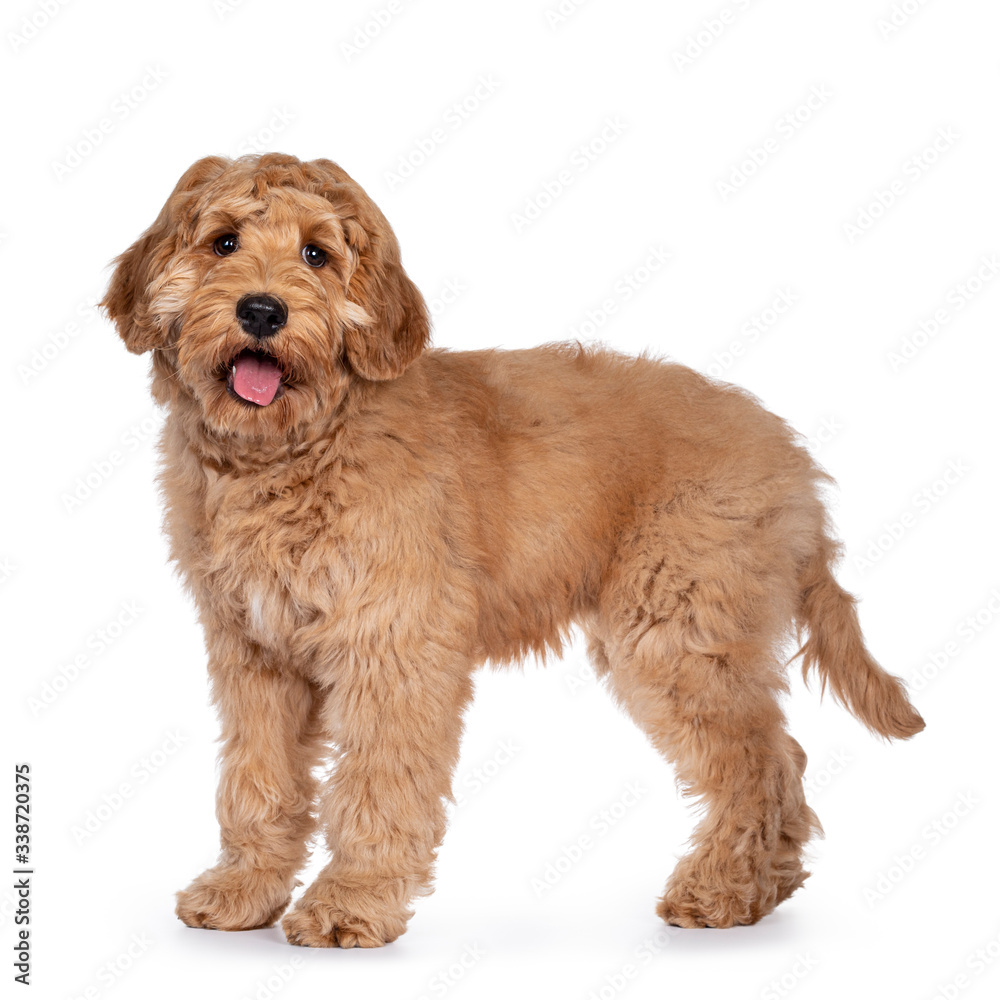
[
  {"left": 189, "top": 414, "right": 347, "bottom": 477},
  {"left": 152, "top": 352, "right": 364, "bottom": 477},
  {"left": 161, "top": 385, "right": 354, "bottom": 480}
]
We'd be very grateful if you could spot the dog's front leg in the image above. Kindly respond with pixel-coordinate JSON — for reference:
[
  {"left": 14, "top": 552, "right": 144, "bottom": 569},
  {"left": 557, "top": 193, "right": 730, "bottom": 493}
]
[
  {"left": 176, "top": 650, "right": 325, "bottom": 931},
  {"left": 282, "top": 646, "right": 474, "bottom": 948}
]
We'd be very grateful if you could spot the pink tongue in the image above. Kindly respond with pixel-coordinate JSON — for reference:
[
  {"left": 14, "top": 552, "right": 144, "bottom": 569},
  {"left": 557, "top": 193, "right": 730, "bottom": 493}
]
[{"left": 232, "top": 353, "right": 282, "bottom": 405}]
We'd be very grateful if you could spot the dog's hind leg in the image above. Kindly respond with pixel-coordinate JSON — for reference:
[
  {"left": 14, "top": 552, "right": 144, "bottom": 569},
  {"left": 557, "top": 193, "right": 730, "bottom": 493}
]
[
  {"left": 594, "top": 506, "right": 821, "bottom": 927},
  {"left": 176, "top": 656, "right": 325, "bottom": 931},
  {"left": 602, "top": 629, "right": 818, "bottom": 926}
]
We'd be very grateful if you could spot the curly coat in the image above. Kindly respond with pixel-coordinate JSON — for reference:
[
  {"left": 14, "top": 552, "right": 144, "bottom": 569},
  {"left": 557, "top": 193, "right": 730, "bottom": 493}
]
[{"left": 102, "top": 153, "right": 924, "bottom": 947}]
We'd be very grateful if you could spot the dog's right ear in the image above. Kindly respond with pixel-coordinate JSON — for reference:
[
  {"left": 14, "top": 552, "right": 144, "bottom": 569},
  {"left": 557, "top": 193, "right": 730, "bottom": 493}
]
[{"left": 102, "top": 157, "right": 230, "bottom": 354}]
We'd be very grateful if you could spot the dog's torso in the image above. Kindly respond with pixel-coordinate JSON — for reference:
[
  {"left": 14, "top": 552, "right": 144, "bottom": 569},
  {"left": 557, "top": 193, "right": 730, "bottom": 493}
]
[{"left": 160, "top": 343, "right": 816, "bottom": 682}]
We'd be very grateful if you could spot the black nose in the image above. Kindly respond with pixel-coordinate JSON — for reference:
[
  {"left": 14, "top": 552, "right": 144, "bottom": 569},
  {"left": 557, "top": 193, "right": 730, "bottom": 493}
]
[{"left": 236, "top": 294, "right": 287, "bottom": 339}]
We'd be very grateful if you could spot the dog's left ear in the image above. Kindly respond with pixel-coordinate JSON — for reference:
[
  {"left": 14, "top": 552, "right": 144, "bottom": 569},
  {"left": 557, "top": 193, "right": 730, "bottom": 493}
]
[
  {"left": 308, "top": 159, "right": 429, "bottom": 381},
  {"left": 102, "top": 156, "right": 230, "bottom": 354}
]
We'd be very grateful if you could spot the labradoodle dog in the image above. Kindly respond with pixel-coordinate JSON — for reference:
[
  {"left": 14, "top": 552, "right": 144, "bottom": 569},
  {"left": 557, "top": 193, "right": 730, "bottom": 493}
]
[{"left": 102, "top": 153, "right": 924, "bottom": 947}]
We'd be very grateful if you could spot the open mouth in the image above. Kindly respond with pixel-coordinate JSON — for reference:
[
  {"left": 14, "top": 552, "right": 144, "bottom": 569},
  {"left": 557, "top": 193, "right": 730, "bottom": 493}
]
[{"left": 224, "top": 349, "right": 286, "bottom": 406}]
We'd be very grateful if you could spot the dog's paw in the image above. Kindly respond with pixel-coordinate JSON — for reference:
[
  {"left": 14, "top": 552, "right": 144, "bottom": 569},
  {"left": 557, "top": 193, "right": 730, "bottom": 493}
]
[
  {"left": 281, "top": 896, "right": 406, "bottom": 948},
  {"left": 657, "top": 889, "right": 746, "bottom": 929},
  {"left": 176, "top": 865, "right": 292, "bottom": 931},
  {"left": 656, "top": 861, "right": 775, "bottom": 929}
]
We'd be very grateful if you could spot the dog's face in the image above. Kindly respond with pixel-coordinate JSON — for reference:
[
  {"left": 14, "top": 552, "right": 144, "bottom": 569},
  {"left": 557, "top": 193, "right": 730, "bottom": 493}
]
[{"left": 103, "top": 154, "right": 428, "bottom": 438}]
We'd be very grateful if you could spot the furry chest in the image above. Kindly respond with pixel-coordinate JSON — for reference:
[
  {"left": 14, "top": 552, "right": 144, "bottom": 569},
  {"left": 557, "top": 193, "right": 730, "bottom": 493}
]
[
  {"left": 242, "top": 577, "right": 302, "bottom": 648},
  {"left": 200, "top": 492, "right": 350, "bottom": 658},
  {"left": 231, "top": 556, "right": 348, "bottom": 660}
]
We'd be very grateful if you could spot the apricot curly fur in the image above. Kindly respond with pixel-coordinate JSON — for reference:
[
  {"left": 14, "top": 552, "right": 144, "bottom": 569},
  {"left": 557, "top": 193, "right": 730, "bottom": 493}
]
[{"left": 103, "top": 153, "right": 924, "bottom": 945}]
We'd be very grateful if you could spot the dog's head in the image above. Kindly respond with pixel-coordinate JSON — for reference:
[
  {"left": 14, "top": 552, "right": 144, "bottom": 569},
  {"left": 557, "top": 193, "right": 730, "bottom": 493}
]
[{"left": 102, "top": 154, "right": 428, "bottom": 437}]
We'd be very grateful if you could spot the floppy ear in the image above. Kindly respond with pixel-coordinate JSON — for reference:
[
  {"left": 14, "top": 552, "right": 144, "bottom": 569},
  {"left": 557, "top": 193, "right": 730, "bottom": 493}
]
[
  {"left": 307, "top": 159, "right": 429, "bottom": 381},
  {"left": 101, "top": 156, "right": 230, "bottom": 354}
]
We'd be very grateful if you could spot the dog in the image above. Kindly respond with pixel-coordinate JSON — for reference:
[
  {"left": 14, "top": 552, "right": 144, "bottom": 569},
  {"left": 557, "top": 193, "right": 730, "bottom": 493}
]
[{"left": 102, "top": 152, "right": 924, "bottom": 947}]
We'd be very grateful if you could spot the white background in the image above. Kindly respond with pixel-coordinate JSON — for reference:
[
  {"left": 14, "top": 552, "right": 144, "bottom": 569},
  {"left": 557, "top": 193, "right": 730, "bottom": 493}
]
[{"left": 4, "top": 1, "right": 1000, "bottom": 998}]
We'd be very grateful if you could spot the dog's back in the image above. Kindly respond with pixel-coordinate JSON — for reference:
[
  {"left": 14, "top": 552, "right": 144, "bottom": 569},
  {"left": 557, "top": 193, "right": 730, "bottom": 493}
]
[{"left": 339, "top": 343, "right": 922, "bottom": 742}]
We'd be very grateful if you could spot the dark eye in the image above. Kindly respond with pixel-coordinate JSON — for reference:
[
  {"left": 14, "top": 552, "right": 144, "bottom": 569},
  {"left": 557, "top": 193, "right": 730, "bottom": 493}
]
[
  {"left": 301, "top": 244, "right": 327, "bottom": 268},
  {"left": 213, "top": 233, "right": 239, "bottom": 256}
]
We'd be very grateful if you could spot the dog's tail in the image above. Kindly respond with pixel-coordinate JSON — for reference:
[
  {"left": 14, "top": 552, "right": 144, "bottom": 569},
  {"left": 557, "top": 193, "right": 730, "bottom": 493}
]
[{"left": 795, "top": 542, "right": 925, "bottom": 740}]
